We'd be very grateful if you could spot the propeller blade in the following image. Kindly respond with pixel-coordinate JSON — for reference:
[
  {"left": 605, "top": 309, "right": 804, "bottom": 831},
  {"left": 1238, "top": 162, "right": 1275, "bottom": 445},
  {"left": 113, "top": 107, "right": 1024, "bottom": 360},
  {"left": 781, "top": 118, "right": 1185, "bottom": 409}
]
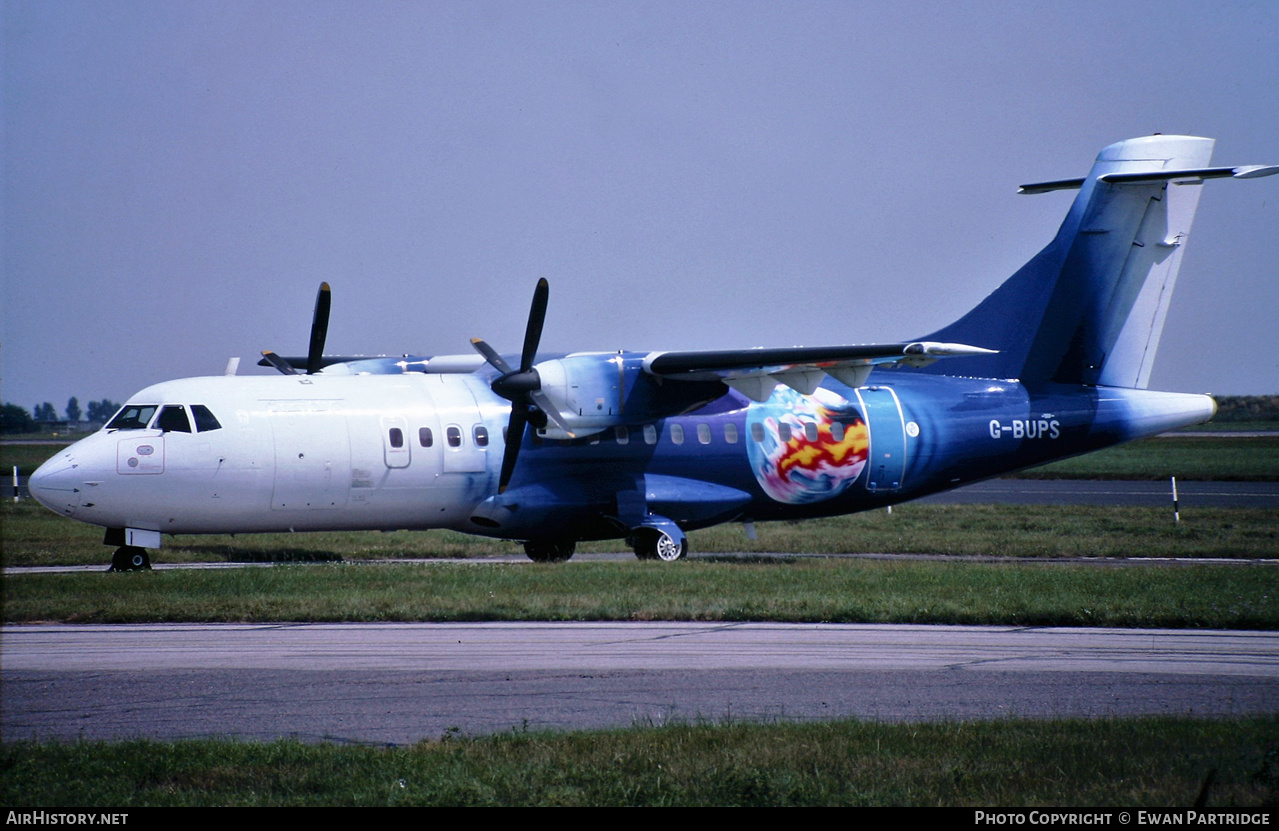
[
  {"left": 498, "top": 407, "right": 529, "bottom": 494},
  {"left": 260, "top": 350, "right": 298, "bottom": 375},
  {"left": 474, "top": 279, "right": 568, "bottom": 493},
  {"left": 470, "top": 338, "right": 513, "bottom": 375},
  {"left": 519, "top": 278, "right": 549, "bottom": 372},
  {"left": 306, "top": 282, "right": 331, "bottom": 375},
  {"left": 529, "top": 389, "right": 575, "bottom": 437}
]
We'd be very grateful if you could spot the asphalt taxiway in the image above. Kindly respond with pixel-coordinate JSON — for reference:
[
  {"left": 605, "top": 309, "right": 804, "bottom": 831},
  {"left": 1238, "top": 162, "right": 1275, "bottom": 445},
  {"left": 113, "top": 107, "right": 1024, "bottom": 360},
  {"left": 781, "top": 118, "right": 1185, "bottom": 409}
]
[
  {"left": 4, "top": 623, "right": 1277, "bottom": 744},
  {"left": 917, "top": 479, "right": 1279, "bottom": 509}
]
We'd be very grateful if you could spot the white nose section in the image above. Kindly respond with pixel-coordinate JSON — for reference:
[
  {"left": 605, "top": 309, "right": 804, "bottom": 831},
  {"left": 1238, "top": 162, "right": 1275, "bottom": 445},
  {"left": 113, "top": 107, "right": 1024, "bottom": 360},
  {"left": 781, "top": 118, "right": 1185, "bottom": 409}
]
[{"left": 28, "top": 454, "right": 81, "bottom": 517}]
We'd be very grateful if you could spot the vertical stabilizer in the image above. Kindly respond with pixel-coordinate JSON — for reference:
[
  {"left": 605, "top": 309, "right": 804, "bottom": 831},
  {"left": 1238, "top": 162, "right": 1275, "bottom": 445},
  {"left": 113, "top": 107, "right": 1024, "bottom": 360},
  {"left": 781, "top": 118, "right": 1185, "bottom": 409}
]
[{"left": 920, "top": 135, "right": 1223, "bottom": 388}]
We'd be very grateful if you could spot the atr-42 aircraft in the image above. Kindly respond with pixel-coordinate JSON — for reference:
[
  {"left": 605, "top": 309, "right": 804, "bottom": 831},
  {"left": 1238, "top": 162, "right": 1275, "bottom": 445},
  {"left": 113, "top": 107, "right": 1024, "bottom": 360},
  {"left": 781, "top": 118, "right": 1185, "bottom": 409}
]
[{"left": 30, "top": 135, "right": 1278, "bottom": 570}]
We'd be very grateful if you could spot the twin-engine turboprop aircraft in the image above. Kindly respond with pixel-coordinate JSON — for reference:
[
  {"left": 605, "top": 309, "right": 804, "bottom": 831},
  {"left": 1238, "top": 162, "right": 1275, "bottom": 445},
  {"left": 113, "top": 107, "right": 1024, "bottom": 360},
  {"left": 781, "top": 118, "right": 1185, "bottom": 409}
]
[{"left": 30, "top": 135, "right": 1277, "bottom": 569}]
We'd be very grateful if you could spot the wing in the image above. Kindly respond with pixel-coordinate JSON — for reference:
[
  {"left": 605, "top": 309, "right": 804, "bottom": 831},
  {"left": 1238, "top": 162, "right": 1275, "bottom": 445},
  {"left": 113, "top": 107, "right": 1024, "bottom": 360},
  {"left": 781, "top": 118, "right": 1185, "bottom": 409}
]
[
  {"left": 256, "top": 353, "right": 487, "bottom": 375},
  {"left": 642, "top": 341, "right": 997, "bottom": 401}
]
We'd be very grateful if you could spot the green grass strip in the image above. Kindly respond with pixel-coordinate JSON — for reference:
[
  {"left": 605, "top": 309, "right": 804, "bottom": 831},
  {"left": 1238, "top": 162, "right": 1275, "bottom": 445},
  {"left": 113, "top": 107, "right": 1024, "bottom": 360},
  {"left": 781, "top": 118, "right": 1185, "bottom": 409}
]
[
  {"left": 4, "top": 717, "right": 1276, "bottom": 806},
  {"left": 5, "top": 559, "right": 1276, "bottom": 628},
  {"left": 4, "top": 502, "right": 1277, "bottom": 567},
  {"left": 1012, "top": 436, "right": 1279, "bottom": 480}
]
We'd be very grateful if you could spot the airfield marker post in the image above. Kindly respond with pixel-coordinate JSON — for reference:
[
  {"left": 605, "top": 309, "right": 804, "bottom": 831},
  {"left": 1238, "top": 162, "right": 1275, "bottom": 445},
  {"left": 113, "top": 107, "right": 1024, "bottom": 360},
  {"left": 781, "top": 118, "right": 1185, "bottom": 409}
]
[{"left": 1171, "top": 476, "right": 1180, "bottom": 523}]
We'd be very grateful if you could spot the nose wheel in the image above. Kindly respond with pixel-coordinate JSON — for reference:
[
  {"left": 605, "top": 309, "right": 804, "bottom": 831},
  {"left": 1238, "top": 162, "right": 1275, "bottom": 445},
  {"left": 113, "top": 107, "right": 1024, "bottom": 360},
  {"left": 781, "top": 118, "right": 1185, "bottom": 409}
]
[{"left": 109, "top": 546, "right": 152, "bottom": 572}]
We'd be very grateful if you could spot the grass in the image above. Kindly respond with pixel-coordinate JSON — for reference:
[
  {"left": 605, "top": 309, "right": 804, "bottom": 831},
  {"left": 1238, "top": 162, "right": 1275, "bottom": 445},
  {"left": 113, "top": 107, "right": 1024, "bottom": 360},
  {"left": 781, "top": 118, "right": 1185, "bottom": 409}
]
[
  {"left": 3, "top": 717, "right": 1276, "bottom": 806},
  {"left": 6, "top": 500, "right": 1277, "bottom": 567},
  {"left": 0, "top": 441, "right": 61, "bottom": 477},
  {"left": 1014, "top": 436, "right": 1279, "bottom": 480},
  {"left": 1178, "top": 420, "right": 1279, "bottom": 432},
  {"left": 5, "top": 558, "right": 1277, "bottom": 627}
]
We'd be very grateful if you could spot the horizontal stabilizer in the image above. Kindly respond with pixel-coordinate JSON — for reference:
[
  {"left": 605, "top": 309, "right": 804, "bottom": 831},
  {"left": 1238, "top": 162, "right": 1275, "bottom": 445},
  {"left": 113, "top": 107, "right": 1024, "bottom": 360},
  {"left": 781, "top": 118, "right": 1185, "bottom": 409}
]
[
  {"left": 1099, "top": 165, "right": 1279, "bottom": 185},
  {"left": 1018, "top": 177, "right": 1086, "bottom": 195},
  {"left": 1020, "top": 165, "right": 1279, "bottom": 194}
]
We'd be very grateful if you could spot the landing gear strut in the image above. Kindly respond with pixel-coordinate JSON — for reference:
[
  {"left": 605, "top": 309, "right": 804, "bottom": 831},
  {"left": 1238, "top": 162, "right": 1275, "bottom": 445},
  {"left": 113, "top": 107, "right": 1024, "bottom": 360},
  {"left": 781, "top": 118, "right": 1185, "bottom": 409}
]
[
  {"left": 523, "top": 540, "right": 576, "bottom": 563},
  {"left": 109, "top": 546, "right": 152, "bottom": 572}
]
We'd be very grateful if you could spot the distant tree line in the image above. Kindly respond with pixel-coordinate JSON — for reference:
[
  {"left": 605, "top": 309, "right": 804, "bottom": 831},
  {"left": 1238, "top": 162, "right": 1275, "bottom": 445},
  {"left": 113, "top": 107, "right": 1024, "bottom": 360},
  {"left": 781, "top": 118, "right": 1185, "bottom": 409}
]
[
  {"left": 1212, "top": 395, "right": 1279, "bottom": 423},
  {"left": 1, "top": 398, "right": 121, "bottom": 434}
]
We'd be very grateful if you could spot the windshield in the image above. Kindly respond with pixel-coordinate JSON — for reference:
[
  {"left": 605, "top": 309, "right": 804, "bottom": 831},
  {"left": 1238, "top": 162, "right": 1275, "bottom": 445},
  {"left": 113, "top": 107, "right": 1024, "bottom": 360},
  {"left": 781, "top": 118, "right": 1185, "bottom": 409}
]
[{"left": 105, "top": 405, "right": 158, "bottom": 431}]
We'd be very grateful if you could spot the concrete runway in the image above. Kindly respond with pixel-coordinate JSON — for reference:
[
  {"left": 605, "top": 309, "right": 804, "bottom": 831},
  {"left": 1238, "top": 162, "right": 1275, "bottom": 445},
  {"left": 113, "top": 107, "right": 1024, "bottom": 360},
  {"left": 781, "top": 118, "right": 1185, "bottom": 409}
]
[
  {"left": 4, "top": 622, "right": 1277, "bottom": 745},
  {"left": 5, "top": 474, "right": 1275, "bottom": 743}
]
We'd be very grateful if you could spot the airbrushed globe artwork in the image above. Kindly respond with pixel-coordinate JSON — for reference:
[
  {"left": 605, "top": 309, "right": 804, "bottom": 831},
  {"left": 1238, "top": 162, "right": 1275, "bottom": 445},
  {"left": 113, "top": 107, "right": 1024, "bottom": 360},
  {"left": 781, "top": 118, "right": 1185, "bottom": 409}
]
[{"left": 745, "top": 386, "right": 869, "bottom": 504}]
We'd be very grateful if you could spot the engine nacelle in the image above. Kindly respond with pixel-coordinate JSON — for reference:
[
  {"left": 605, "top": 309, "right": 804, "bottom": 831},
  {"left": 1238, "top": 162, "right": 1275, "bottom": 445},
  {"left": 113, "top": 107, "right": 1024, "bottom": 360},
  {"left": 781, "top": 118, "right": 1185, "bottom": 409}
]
[{"left": 534, "top": 352, "right": 726, "bottom": 439}]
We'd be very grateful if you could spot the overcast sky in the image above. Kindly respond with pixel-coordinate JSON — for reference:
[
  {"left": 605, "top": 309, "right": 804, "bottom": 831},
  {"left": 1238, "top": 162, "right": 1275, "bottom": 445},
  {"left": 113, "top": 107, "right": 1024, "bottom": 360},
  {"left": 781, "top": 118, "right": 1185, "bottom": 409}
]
[{"left": 3, "top": 0, "right": 1277, "bottom": 414}]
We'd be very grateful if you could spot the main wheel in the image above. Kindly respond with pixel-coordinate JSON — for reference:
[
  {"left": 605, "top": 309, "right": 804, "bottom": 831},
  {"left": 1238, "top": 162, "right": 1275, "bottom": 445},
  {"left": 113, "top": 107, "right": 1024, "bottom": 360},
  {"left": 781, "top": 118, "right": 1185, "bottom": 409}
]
[
  {"left": 633, "top": 530, "right": 687, "bottom": 562},
  {"left": 523, "top": 540, "right": 575, "bottom": 563},
  {"left": 109, "top": 546, "right": 152, "bottom": 571},
  {"left": 654, "top": 533, "right": 686, "bottom": 562}
]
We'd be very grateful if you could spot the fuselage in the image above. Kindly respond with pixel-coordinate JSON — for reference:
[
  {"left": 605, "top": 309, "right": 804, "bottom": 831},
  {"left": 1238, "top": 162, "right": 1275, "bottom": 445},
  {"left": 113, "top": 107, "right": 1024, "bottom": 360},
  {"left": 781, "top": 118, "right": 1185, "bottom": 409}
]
[{"left": 29, "top": 368, "right": 1214, "bottom": 545}]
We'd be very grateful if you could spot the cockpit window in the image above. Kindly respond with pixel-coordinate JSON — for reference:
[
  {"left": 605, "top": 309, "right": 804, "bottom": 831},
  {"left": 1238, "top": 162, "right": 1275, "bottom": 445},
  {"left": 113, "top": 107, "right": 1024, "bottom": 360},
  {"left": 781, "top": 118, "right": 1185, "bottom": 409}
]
[
  {"left": 155, "top": 405, "right": 192, "bottom": 433},
  {"left": 190, "top": 405, "right": 222, "bottom": 432},
  {"left": 106, "top": 405, "right": 158, "bottom": 431}
]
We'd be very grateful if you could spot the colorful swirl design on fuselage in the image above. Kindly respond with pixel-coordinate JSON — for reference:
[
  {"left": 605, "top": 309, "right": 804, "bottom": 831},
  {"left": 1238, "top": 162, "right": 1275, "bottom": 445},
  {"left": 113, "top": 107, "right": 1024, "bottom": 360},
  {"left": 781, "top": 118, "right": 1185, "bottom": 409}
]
[{"left": 745, "top": 386, "right": 869, "bottom": 504}]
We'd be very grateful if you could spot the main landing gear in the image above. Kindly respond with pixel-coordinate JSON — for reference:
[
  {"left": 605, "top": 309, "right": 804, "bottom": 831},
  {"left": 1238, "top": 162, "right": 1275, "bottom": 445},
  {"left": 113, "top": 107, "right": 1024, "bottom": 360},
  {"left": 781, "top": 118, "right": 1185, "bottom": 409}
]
[
  {"left": 523, "top": 540, "right": 576, "bottom": 563},
  {"left": 109, "top": 546, "right": 152, "bottom": 572},
  {"left": 633, "top": 528, "right": 688, "bottom": 562}
]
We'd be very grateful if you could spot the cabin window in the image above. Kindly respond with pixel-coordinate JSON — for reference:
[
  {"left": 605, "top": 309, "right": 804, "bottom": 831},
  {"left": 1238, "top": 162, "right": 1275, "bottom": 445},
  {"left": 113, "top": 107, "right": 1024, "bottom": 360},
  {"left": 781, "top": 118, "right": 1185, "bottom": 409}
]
[
  {"left": 669, "top": 423, "right": 684, "bottom": 445},
  {"left": 831, "top": 422, "right": 846, "bottom": 442},
  {"left": 804, "top": 422, "right": 819, "bottom": 442},
  {"left": 643, "top": 424, "right": 657, "bottom": 445},
  {"left": 778, "top": 423, "right": 792, "bottom": 442},
  {"left": 418, "top": 427, "right": 433, "bottom": 447},
  {"left": 473, "top": 426, "right": 489, "bottom": 447},
  {"left": 697, "top": 423, "right": 712, "bottom": 444},
  {"left": 724, "top": 423, "right": 739, "bottom": 444},
  {"left": 388, "top": 427, "right": 404, "bottom": 449},
  {"left": 750, "top": 422, "right": 765, "bottom": 443},
  {"left": 615, "top": 426, "right": 629, "bottom": 445},
  {"left": 190, "top": 405, "right": 221, "bottom": 432},
  {"left": 107, "top": 405, "right": 157, "bottom": 431},
  {"left": 155, "top": 405, "right": 192, "bottom": 433},
  {"left": 446, "top": 425, "right": 462, "bottom": 448}
]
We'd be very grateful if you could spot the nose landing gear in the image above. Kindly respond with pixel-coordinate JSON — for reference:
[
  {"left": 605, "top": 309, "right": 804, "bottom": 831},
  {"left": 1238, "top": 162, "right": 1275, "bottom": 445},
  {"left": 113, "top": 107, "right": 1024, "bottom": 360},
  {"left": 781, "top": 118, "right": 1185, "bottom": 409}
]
[{"left": 109, "top": 546, "right": 152, "bottom": 572}]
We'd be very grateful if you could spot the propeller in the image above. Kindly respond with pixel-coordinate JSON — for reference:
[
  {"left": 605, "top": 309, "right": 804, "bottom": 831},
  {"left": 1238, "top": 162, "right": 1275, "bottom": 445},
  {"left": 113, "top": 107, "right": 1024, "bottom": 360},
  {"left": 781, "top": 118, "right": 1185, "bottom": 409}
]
[
  {"left": 471, "top": 278, "right": 574, "bottom": 493},
  {"left": 261, "top": 282, "right": 332, "bottom": 375}
]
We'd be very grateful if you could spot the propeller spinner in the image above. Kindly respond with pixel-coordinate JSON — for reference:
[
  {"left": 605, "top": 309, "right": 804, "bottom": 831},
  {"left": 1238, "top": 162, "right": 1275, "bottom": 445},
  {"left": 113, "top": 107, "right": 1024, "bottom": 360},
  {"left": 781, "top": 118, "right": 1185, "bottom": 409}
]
[
  {"left": 471, "top": 278, "right": 574, "bottom": 493},
  {"left": 261, "top": 282, "right": 332, "bottom": 375}
]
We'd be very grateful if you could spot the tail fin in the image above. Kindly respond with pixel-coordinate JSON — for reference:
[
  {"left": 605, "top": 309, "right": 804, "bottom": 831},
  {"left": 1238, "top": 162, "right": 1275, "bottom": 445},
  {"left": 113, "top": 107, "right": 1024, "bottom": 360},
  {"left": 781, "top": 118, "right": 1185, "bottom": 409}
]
[{"left": 918, "top": 135, "right": 1275, "bottom": 388}]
